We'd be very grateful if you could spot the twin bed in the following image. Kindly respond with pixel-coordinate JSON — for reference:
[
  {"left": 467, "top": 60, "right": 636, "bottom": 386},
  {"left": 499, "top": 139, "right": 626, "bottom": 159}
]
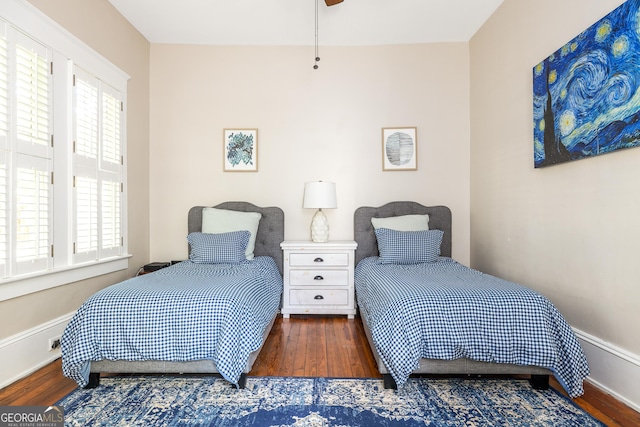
[
  {"left": 61, "top": 201, "right": 588, "bottom": 398},
  {"left": 62, "top": 202, "right": 284, "bottom": 389},
  {"left": 353, "top": 202, "right": 588, "bottom": 398}
]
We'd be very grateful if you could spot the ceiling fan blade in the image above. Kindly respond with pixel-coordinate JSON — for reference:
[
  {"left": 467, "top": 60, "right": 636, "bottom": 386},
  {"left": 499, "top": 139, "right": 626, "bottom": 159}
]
[{"left": 325, "top": 0, "right": 344, "bottom": 5}]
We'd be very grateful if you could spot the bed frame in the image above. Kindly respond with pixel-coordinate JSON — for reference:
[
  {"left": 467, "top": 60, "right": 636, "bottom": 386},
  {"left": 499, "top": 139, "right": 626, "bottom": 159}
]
[
  {"left": 354, "top": 201, "right": 552, "bottom": 390},
  {"left": 87, "top": 202, "right": 284, "bottom": 389}
]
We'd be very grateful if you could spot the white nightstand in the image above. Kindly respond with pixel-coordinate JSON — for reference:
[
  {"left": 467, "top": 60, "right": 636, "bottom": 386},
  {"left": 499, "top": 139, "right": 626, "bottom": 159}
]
[{"left": 280, "top": 240, "right": 358, "bottom": 319}]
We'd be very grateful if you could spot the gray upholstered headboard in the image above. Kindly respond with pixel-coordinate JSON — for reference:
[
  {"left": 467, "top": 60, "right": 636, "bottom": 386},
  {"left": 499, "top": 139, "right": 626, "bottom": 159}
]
[
  {"left": 354, "top": 201, "right": 452, "bottom": 266},
  {"left": 187, "top": 202, "right": 285, "bottom": 276}
]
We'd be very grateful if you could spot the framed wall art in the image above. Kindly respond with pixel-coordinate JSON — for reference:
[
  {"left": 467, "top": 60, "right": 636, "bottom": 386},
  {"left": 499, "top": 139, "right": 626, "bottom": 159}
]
[
  {"left": 533, "top": 0, "right": 640, "bottom": 168},
  {"left": 382, "top": 127, "right": 417, "bottom": 171},
  {"left": 223, "top": 128, "right": 258, "bottom": 172}
]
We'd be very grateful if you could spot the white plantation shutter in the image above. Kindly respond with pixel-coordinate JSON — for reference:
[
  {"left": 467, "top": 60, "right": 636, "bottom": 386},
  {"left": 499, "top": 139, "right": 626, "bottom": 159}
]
[
  {"left": 100, "top": 84, "right": 124, "bottom": 257},
  {"left": 73, "top": 70, "right": 98, "bottom": 263},
  {"left": 15, "top": 33, "right": 50, "bottom": 159},
  {"left": 74, "top": 173, "right": 98, "bottom": 262},
  {"left": 15, "top": 154, "right": 52, "bottom": 275},
  {"left": 13, "top": 33, "right": 52, "bottom": 276},
  {"left": 101, "top": 177, "right": 121, "bottom": 257},
  {"left": 101, "top": 87, "right": 121, "bottom": 170},
  {"left": 0, "top": 151, "right": 7, "bottom": 278},
  {"left": 0, "top": 23, "right": 7, "bottom": 278},
  {"left": 74, "top": 72, "right": 98, "bottom": 159},
  {"left": 97, "top": 83, "right": 123, "bottom": 257},
  {"left": 99, "top": 84, "right": 122, "bottom": 258},
  {"left": 0, "top": 22, "right": 8, "bottom": 150},
  {"left": 73, "top": 67, "right": 123, "bottom": 263}
]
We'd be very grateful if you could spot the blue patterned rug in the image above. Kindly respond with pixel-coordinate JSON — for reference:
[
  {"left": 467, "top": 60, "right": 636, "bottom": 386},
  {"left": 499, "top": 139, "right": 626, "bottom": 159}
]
[{"left": 56, "top": 376, "right": 604, "bottom": 426}]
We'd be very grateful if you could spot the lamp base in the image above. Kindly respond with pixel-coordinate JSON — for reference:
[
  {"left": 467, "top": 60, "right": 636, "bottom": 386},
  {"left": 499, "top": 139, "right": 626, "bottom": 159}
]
[{"left": 310, "top": 209, "right": 330, "bottom": 243}]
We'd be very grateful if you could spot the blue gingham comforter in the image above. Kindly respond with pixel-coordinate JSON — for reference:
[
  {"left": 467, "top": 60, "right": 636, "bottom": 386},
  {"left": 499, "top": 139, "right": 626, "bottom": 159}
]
[
  {"left": 61, "top": 257, "right": 283, "bottom": 388},
  {"left": 355, "top": 257, "right": 589, "bottom": 397}
]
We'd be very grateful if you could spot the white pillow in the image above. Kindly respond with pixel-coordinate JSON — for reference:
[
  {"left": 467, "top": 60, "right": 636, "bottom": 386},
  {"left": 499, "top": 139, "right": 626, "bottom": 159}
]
[
  {"left": 201, "top": 208, "right": 262, "bottom": 260},
  {"left": 371, "top": 214, "right": 430, "bottom": 231}
]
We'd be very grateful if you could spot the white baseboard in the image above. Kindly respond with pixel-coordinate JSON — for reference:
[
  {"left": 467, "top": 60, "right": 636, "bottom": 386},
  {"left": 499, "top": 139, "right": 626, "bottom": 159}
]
[
  {"left": 0, "top": 312, "right": 74, "bottom": 390},
  {"left": 574, "top": 327, "right": 640, "bottom": 412}
]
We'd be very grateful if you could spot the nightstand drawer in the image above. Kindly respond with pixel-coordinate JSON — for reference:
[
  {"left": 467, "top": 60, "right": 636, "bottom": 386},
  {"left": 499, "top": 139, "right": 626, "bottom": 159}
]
[
  {"left": 289, "top": 269, "right": 349, "bottom": 286},
  {"left": 289, "top": 253, "right": 349, "bottom": 267},
  {"left": 289, "top": 289, "right": 349, "bottom": 306}
]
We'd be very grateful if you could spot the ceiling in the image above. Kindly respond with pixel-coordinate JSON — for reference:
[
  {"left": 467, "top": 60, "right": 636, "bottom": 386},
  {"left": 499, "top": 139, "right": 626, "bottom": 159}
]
[{"left": 107, "top": 0, "right": 504, "bottom": 46}]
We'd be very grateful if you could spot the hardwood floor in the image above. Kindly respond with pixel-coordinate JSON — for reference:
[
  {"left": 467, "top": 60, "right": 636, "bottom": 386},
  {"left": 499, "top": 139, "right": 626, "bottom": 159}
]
[
  {"left": 1, "top": 315, "right": 639, "bottom": 426},
  {"left": 250, "top": 314, "right": 379, "bottom": 378}
]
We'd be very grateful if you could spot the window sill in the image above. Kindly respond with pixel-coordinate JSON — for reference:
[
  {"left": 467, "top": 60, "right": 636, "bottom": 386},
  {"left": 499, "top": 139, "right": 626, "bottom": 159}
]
[{"left": 0, "top": 255, "right": 132, "bottom": 302}]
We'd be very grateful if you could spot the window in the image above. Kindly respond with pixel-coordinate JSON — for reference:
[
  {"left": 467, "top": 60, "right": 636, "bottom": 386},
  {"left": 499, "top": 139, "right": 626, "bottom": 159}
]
[{"left": 0, "top": 2, "right": 130, "bottom": 301}]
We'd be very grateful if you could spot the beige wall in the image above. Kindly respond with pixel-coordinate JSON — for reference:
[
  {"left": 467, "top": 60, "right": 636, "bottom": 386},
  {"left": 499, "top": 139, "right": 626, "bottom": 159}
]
[
  {"left": 0, "top": 0, "right": 150, "bottom": 339},
  {"left": 149, "top": 43, "right": 471, "bottom": 265},
  {"left": 470, "top": 0, "right": 639, "bottom": 354}
]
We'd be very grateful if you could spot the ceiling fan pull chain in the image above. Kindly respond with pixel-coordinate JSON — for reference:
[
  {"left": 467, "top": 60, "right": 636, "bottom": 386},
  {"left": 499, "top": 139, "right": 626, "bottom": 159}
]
[{"left": 314, "top": 0, "right": 320, "bottom": 69}]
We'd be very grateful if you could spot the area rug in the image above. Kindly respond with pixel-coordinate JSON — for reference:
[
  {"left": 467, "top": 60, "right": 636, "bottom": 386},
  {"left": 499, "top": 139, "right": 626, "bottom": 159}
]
[{"left": 56, "top": 376, "right": 604, "bottom": 426}]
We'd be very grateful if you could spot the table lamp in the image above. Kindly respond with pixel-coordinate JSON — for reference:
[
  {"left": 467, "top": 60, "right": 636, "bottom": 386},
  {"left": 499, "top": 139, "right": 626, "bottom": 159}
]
[{"left": 303, "top": 181, "right": 337, "bottom": 243}]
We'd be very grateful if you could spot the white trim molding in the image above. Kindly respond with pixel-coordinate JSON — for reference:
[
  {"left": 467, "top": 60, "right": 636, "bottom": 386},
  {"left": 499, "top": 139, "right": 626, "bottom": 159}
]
[
  {"left": 0, "top": 256, "right": 130, "bottom": 302},
  {"left": 0, "top": 312, "right": 74, "bottom": 389},
  {"left": 574, "top": 327, "right": 640, "bottom": 412}
]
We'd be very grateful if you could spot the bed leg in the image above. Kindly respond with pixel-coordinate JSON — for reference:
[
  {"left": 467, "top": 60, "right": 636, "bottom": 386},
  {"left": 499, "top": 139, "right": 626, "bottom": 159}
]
[
  {"left": 382, "top": 374, "right": 397, "bottom": 390},
  {"left": 237, "top": 373, "right": 247, "bottom": 389},
  {"left": 530, "top": 374, "right": 549, "bottom": 390},
  {"left": 85, "top": 373, "right": 100, "bottom": 389}
]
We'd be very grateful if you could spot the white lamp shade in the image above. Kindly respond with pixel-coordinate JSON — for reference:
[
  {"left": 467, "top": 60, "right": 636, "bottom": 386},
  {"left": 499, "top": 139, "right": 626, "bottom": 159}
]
[{"left": 303, "top": 181, "right": 337, "bottom": 209}]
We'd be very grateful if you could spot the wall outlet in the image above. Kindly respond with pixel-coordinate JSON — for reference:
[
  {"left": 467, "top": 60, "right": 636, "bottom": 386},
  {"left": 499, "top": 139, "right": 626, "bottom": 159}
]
[{"left": 48, "top": 336, "right": 61, "bottom": 351}]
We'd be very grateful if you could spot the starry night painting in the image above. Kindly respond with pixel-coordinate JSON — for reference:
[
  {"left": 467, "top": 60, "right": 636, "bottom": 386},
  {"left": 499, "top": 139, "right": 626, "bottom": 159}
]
[{"left": 533, "top": 0, "right": 640, "bottom": 168}]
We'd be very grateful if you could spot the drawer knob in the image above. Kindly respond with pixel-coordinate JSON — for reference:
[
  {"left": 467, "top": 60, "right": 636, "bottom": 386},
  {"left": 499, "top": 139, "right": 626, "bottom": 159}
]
[
  {"left": 314, "top": 275, "right": 324, "bottom": 280},
  {"left": 314, "top": 295, "right": 324, "bottom": 300},
  {"left": 313, "top": 257, "right": 324, "bottom": 263}
]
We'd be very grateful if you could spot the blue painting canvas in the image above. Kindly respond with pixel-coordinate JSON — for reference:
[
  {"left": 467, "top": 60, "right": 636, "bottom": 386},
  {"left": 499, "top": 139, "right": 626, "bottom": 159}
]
[{"left": 533, "top": 0, "right": 640, "bottom": 168}]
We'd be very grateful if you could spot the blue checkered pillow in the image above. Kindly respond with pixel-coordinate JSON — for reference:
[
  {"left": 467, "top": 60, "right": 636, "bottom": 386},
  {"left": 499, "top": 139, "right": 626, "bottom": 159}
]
[
  {"left": 375, "top": 228, "right": 444, "bottom": 264},
  {"left": 187, "top": 231, "right": 250, "bottom": 264}
]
